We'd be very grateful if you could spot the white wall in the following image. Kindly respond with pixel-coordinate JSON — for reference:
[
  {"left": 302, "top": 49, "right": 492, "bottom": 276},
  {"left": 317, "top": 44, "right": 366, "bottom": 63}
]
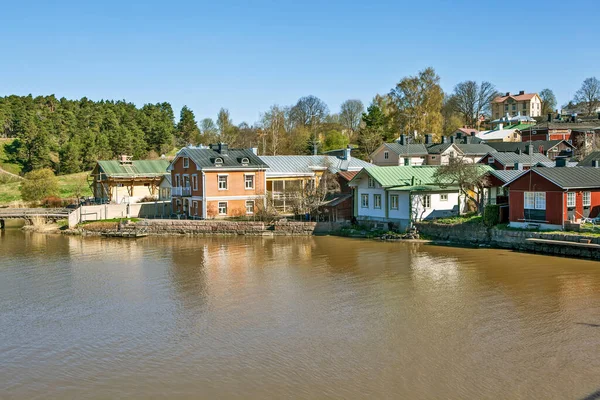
[
  {"left": 354, "top": 174, "right": 387, "bottom": 220},
  {"left": 411, "top": 192, "right": 460, "bottom": 221},
  {"left": 387, "top": 191, "right": 411, "bottom": 220},
  {"left": 399, "top": 156, "right": 426, "bottom": 166}
]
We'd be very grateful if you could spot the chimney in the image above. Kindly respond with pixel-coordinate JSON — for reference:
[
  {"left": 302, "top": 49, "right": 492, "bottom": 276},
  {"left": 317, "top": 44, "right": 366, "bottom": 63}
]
[
  {"left": 218, "top": 143, "right": 228, "bottom": 155},
  {"left": 313, "top": 142, "right": 318, "bottom": 155},
  {"left": 570, "top": 114, "right": 576, "bottom": 122},
  {"left": 457, "top": 131, "right": 463, "bottom": 139},
  {"left": 251, "top": 147, "right": 258, "bottom": 155},
  {"left": 505, "top": 92, "right": 510, "bottom": 97},
  {"left": 465, "top": 136, "right": 471, "bottom": 144},
  {"left": 450, "top": 136, "right": 455, "bottom": 144},
  {"left": 556, "top": 157, "right": 567, "bottom": 167},
  {"left": 514, "top": 162, "right": 523, "bottom": 170},
  {"left": 592, "top": 160, "right": 600, "bottom": 168},
  {"left": 517, "top": 148, "right": 522, "bottom": 155},
  {"left": 425, "top": 134, "right": 432, "bottom": 145},
  {"left": 526, "top": 144, "right": 534, "bottom": 155},
  {"left": 519, "top": 90, "right": 525, "bottom": 95},
  {"left": 470, "top": 131, "right": 476, "bottom": 137},
  {"left": 547, "top": 113, "right": 552, "bottom": 122},
  {"left": 441, "top": 136, "right": 447, "bottom": 144},
  {"left": 399, "top": 134, "right": 406, "bottom": 145},
  {"left": 498, "top": 123, "right": 504, "bottom": 130},
  {"left": 344, "top": 145, "right": 352, "bottom": 161}
]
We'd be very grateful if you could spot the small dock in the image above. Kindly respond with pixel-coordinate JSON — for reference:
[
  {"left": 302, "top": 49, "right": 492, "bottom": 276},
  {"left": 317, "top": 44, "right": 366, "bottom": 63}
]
[{"left": 525, "top": 238, "right": 600, "bottom": 249}]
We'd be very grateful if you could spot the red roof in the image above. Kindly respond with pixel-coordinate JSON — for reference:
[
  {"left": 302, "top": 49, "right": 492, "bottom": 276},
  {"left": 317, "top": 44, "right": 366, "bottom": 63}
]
[
  {"left": 338, "top": 170, "right": 359, "bottom": 181},
  {"left": 455, "top": 127, "right": 478, "bottom": 135},
  {"left": 492, "top": 93, "right": 538, "bottom": 103}
]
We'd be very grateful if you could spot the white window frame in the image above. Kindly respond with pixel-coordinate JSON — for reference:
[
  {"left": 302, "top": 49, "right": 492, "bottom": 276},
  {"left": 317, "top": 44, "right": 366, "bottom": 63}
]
[
  {"left": 567, "top": 192, "right": 576, "bottom": 208},
  {"left": 361, "top": 194, "right": 369, "bottom": 208},
  {"left": 183, "top": 174, "right": 190, "bottom": 188},
  {"left": 488, "top": 157, "right": 495, "bottom": 164},
  {"left": 245, "top": 200, "right": 254, "bottom": 215},
  {"left": 215, "top": 157, "right": 224, "bottom": 166},
  {"left": 218, "top": 201, "right": 228, "bottom": 215},
  {"left": 368, "top": 177, "right": 375, "bottom": 188},
  {"left": 534, "top": 192, "right": 546, "bottom": 210},
  {"left": 390, "top": 194, "right": 399, "bottom": 210},
  {"left": 374, "top": 194, "right": 382, "bottom": 209},
  {"left": 583, "top": 191, "right": 591, "bottom": 207},
  {"left": 218, "top": 175, "right": 228, "bottom": 190},
  {"left": 422, "top": 195, "right": 431, "bottom": 209},
  {"left": 384, "top": 151, "right": 389, "bottom": 160},
  {"left": 183, "top": 157, "right": 189, "bottom": 169},
  {"left": 241, "top": 157, "right": 249, "bottom": 166},
  {"left": 192, "top": 174, "right": 198, "bottom": 191},
  {"left": 244, "top": 174, "right": 254, "bottom": 190},
  {"left": 192, "top": 201, "right": 198, "bottom": 215},
  {"left": 175, "top": 174, "right": 180, "bottom": 187},
  {"left": 524, "top": 192, "right": 535, "bottom": 209},
  {"left": 440, "top": 193, "right": 448, "bottom": 202}
]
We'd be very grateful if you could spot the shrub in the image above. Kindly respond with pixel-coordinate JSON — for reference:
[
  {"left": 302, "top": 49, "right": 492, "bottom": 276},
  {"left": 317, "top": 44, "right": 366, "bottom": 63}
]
[
  {"left": 139, "top": 195, "right": 158, "bottom": 203},
  {"left": 19, "top": 168, "right": 59, "bottom": 202},
  {"left": 483, "top": 204, "right": 500, "bottom": 227},
  {"left": 41, "top": 196, "right": 65, "bottom": 208}
]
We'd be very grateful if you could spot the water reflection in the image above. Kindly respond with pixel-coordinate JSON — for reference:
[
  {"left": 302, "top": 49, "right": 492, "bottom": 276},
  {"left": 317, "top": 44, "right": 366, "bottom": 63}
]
[{"left": 1, "top": 232, "right": 600, "bottom": 399}]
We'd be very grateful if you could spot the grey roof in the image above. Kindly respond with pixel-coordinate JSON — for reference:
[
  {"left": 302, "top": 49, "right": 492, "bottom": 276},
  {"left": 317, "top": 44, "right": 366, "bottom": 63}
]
[
  {"left": 455, "top": 143, "right": 496, "bottom": 155},
  {"left": 426, "top": 143, "right": 453, "bottom": 154},
  {"left": 488, "top": 169, "right": 526, "bottom": 183},
  {"left": 578, "top": 151, "right": 600, "bottom": 167},
  {"left": 521, "top": 122, "right": 600, "bottom": 131},
  {"left": 161, "top": 173, "right": 172, "bottom": 185},
  {"left": 486, "top": 140, "right": 572, "bottom": 154},
  {"left": 176, "top": 146, "right": 268, "bottom": 170},
  {"left": 530, "top": 167, "right": 600, "bottom": 189},
  {"left": 259, "top": 155, "right": 372, "bottom": 176},
  {"left": 535, "top": 161, "right": 578, "bottom": 168},
  {"left": 486, "top": 152, "right": 551, "bottom": 166},
  {"left": 384, "top": 142, "right": 428, "bottom": 156}
]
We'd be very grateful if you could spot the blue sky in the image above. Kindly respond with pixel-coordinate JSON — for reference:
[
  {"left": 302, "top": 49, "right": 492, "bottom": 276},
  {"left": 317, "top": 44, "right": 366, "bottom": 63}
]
[{"left": 1, "top": 0, "right": 598, "bottom": 124}]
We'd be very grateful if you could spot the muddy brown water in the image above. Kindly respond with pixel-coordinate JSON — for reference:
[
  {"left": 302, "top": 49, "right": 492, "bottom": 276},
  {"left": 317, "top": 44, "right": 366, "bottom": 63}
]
[{"left": 1, "top": 230, "right": 600, "bottom": 399}]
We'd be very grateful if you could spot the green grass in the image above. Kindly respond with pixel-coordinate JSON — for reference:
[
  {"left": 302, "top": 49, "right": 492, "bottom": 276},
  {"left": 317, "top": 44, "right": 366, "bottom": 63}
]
[
  {"left": 0, "top": 138, "right": 22, "bottom": 175},
  {"left": 433, "top": 212, "right": 482, "bottom": 225},
  {"left": 496, "top": 223, "right": 600, "bottom": 238},
  {"left": 0, "top": 171, "right": 93, "bottom": 205}
]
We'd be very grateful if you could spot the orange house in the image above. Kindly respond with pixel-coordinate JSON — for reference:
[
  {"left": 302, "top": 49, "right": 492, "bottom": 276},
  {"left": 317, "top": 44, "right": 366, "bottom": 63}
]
[{"left": 169, "top": 144, "right": 269, "bottom": 219}]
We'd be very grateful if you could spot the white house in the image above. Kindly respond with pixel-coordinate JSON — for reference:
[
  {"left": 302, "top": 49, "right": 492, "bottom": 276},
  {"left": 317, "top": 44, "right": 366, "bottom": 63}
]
[
  {"left": 369, "top": 135, "right": 428, "bottom": 166},
  {"left": 348, "top": 166, "right": 462, "bottom": 230}
]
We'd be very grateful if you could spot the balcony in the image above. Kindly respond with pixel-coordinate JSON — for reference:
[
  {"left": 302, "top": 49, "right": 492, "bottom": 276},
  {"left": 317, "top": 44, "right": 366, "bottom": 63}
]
[{"left": 172, "top": 186, "right": 192, "bottom": 197}]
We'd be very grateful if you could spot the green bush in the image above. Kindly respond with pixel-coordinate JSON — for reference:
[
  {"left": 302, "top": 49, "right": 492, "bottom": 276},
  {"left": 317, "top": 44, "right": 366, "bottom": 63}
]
[
  {"left": 483, "top": 204, "right": 500, "bottom": 227},
  {"left": 19, "top": 168, "right": 59, "bottom": 201}
]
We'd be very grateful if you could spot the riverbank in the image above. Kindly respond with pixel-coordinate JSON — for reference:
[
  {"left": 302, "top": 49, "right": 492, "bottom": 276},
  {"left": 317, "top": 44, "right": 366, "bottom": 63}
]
[
  {"left": 416, "top": 221, "right": 600, "bottom": 261},
  {"left": 65, "top": 219, "right": 336, "bottom": 236}
]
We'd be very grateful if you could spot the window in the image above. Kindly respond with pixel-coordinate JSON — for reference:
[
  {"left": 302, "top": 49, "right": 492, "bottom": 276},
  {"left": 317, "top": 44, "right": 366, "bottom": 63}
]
[
  {"left": 374, "top": 194, "right": 382, "bottom": 209},
  {"left": 523, "top": 103, "right": 527, "bottom": 110},
  {"left": 218, "top": 175, "right": 228, "bottom": 190},
  {"left": 215, "top": 157, "right": 224, "bottom": 166},
  {"left": 192, "top": 201, "right": 198, "bottom": 215},
  {"left": 368, "top": 177, "right": 375, "bottom": 188},
  {"left": 241, "top": 157, "right": 249, "bottom": 166},
  {"left": 404, "top": 158, "right": 410, "bottom": 166},
  {"left": 534, "top": 192, "right": 546, "bottom": 210},
  {"left": 183, "top": 175, "right": 190, "bottom": 188},
  {"left": 512, "top": 104, "right": 516, "bottom": 111},
  {"left": 390, "top": 195, "right": 399, "bottom": 210},
  {"left": 183, "top": 157, "right": 189, "bottom": 168},
  {"left": 192, "top": 175, "right": 198, "bottom": 191},
  {"left": 361, "top": 194, "right": 369, "bottom": 208},
  {"left": 245, "top": 200, "right": 254, "bottom": 214},
  {"left": 440, "top": 194, "right": 448, "bottom": 201},
  {"left": 449, "top": 151, "right": 455, "bottom": 159},
  {"left": 488, "top": 157, "right": 495, "bottom": 164},
  {"left": 524, "top": 192, "right": 535, "bottom": 209},
  {"left": 218, "top": 202, "right": 227, "bottom": 215},
  {"left": 245, "top": 174, "right": 254, "bottom": 189},
  {"left": 583, "top": 191, "right": 591, "bottom": 207},
  {"left": 384, "top": 151, "right": 389, "bottom": 160},
  {"left": 567, "top": 192, "right": 576, "bottom": 208},
  {"left": 175, "top": 174, "right": 180, "bottom": 187},
  {"left": 422, "top": 195, "right": 431, "bottom": 209}
]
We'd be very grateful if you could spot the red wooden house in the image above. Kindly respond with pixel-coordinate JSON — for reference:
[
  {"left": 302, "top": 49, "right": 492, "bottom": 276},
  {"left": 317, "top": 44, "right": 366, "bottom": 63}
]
[{"left": 504, "top": 167, "right": 600, "bottom": 230}]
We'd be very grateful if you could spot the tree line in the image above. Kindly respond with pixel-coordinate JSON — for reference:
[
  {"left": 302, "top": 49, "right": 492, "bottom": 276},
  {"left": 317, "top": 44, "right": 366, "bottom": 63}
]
[{"left": 1, "top": 71, "right": 597, "bottom": 175}]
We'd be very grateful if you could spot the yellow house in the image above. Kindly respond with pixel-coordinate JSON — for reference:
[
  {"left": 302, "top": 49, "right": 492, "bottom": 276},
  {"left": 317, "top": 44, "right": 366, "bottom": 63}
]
[{"left": 491, "top": 91, "right": 542, "bottom": 119}]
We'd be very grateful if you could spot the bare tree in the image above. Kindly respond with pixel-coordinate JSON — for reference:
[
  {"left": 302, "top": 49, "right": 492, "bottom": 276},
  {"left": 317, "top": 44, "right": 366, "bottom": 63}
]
[
  {"left": 450, "top": 81, "right": 498, "bottom": 128},
  {"left": 289, "top": 95, "right": 329, "bottom": 128},
  {"left": 260, "top": 105, "right": 286, "bottom": 155},
  {"left": 339, "top": 99, "right": 365, "bottom": 138},
  {"left": 574, "top": 77, "right": 600, "bottom": 116},
  {"left": 433, "top": 158, "right": 489, "bottom": 215},
  {"left": 539, "top": 88, "right": 557, "bottom": 116}
]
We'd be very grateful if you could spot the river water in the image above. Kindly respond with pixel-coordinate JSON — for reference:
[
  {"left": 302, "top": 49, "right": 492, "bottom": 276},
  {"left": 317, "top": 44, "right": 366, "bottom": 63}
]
[{"left": 1, "top": 229, "right": 600, "bottom": 399}]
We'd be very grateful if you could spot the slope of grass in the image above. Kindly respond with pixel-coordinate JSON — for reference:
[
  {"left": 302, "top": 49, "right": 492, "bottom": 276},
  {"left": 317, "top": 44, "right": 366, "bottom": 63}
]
[
  {"left": 0, "top": 138, "right": 22, "bottom": 175},
  {"left": 0, "top": 171, "right": 92, "bottom": 205}
]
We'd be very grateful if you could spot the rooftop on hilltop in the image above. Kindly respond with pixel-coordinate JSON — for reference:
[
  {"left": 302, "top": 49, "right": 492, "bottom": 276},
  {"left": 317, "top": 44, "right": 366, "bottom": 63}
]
[
  {"left": 491, "top": 91, "right": 538, "bottom": 103},
  {"left": 485, "top": 140, "right": 573, "bottom": 154},
  {"left": 258, "top": 155, "right": 372, "bottom": 176},
  {"left": 484, "top": 151, "right": 552, "bottom": 167},
  {"left": 171, "top": 144, "right": 268, "bottom": 170}
]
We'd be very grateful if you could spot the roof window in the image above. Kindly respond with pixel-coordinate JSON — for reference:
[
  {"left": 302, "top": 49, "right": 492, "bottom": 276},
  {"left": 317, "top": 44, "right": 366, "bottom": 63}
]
[{"left": 215, "top": 157, "right": 224, "bottom": 166}]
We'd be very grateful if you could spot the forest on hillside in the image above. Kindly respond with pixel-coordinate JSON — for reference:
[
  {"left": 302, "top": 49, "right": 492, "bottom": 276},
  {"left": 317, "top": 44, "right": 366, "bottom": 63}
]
[{"left": 1, "top": 68, "right": 595, "bottom": 176}]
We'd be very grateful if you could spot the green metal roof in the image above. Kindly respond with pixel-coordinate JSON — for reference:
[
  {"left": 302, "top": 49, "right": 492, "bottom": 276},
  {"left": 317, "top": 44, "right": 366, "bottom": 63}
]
[
  {"left": 98, "top": 159, "right": 170, "bottom": 177},
  {"left": 387, "top": 184, "right": 460, "bottom": 192},
  {"left": 355, "top": 165, "right": 493, "bottom": 188}
]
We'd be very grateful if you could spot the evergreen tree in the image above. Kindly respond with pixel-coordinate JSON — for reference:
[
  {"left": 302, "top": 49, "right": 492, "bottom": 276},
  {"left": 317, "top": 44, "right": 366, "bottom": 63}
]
[{"left": 176, "top": 106, "right": 200, "bottom": 146}]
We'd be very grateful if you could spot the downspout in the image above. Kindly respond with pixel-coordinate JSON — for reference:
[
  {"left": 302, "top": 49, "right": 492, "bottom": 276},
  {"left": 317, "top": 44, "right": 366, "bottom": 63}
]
[
  {"left": 562, "top": 189, "right": 566, "bottom": 230},
  {"left": 201, "top": 171, "right": 207, "bottom": 219},
  {"left": 385, "top": 190, "right": 389, "bottom": 220}
]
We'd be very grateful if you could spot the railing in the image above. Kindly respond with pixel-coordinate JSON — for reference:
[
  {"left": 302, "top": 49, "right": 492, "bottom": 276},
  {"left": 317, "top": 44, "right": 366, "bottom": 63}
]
[
  {"left": 0, "top": 208, "right": 72, "bottom": 218},
  {"left": 172, "top": 187, "right": 192, "bottom": 196}
]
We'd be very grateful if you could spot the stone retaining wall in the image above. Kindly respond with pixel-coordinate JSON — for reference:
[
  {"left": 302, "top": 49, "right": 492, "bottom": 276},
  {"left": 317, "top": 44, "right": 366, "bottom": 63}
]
[
  {"left": 415, "top": 222, "right": 600, "bottom": 260},
  {"left": 78, "top": 219, "right": 322, "bottom": 236}
]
